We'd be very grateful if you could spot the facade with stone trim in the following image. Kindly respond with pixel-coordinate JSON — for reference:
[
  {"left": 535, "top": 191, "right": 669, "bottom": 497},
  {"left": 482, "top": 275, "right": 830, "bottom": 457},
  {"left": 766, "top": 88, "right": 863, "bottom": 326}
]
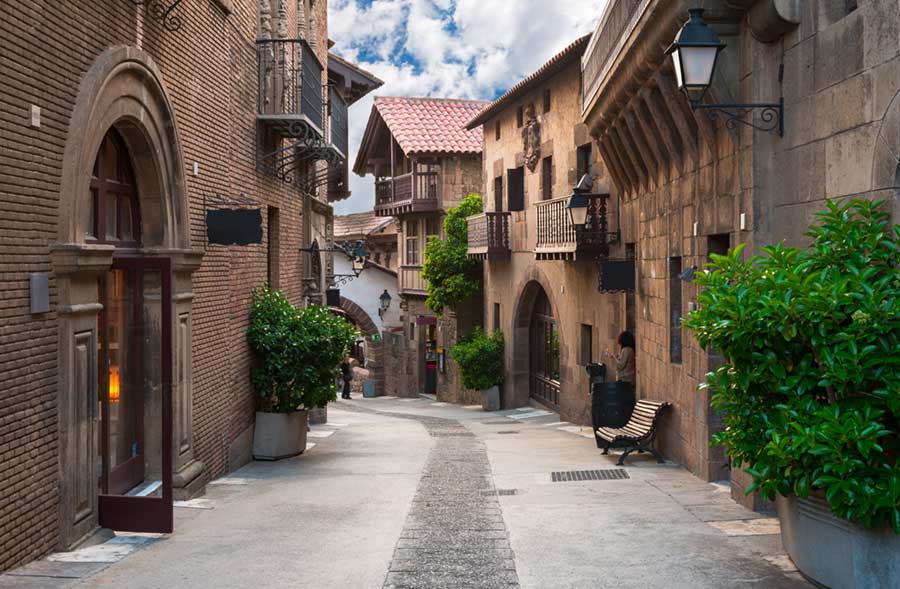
[
  {"left": 467, "top": 0, "right": 900, "bottom": 511},
  {"left": 0, "top": 0, "right": 377, "bottom": 571}
]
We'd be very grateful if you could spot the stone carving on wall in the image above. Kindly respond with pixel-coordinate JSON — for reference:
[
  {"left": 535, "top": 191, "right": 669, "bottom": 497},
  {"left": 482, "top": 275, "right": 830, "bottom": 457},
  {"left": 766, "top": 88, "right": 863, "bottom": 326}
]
[
  {"left": 259, "top": 0, "right": 272, "bottom": 39},
  {"left": 275, "top": 0, "right": 288, "bottom": 38},
  {"left": 297, "top": 0, "right": 306, "bottom": 38},
  {"left": 522, "top": 104, "right": 541, "bottom": 172}
]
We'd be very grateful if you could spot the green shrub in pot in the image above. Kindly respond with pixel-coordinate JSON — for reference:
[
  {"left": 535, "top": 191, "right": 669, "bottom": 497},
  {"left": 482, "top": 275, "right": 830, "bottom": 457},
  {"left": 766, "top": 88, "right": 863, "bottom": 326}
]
[
  {"left": 247, "top": 287, "right": 358, "bottom": 413},
  {"left": 683, "top": 200, "right": 900, "bottom": 532},
  {"left": 451, "top": 327, "right": 504, "bottom": 391}
]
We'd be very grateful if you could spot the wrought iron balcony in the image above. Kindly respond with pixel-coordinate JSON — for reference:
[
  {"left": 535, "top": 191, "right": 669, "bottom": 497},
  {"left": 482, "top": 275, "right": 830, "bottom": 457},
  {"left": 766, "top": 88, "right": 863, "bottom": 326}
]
[
  {"left": 466, "top": 212, "right": 511, "bottom": 260},
  {"left": 328, "top": 85, "right": 349, "bottom": 158},
  {"left": 257, "top": 38, "right": 324, "bottom": 137},
  {"left": 535, "top": 195, "right": 616, "bottom": 261},
  {"left": 373, "top": 166, "right": 441, "bottom": 217},
  {"left": 582, "top": 0, "right": 649, "bottom": 113}
]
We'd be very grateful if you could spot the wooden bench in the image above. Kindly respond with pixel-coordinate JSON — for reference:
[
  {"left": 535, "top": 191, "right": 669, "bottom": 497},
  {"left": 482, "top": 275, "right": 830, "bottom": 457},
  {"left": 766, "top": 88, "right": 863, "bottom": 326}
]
[{"left": 596, "top": 400, "right": 670, "bottom": 465}]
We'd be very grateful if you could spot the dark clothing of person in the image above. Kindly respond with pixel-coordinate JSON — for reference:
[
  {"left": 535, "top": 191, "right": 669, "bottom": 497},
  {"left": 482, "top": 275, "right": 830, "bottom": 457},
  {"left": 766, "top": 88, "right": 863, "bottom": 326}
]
[{"left": 340, "top": 362, "right": 352, "bottom": 399}]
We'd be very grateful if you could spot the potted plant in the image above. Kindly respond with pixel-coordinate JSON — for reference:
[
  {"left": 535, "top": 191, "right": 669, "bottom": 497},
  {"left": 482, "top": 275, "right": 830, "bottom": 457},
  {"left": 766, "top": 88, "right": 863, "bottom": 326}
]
[
  {"left": 451, "top": 327, "right": 504, "bottom": 411},
  {"left": 247, "top": 288, "right": 357, "bottom": 460},
  {"left": 683, "top": 200, "right": 900, "bottom": 588}
]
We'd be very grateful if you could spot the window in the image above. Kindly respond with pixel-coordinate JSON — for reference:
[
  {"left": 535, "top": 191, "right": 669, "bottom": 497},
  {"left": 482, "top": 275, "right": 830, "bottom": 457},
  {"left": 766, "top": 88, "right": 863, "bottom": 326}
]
[
  {"left": 707, "top": 233, "right": 730, "bottom": 259},
  {"left": 580, "top": 324, "right": 593, "bottom": 366},
  {"left": 493, "top": 303, "right": 501, "bottom": 331},
  {"left": 409, "top": 322, "right": 416, "bottom": 340},
  {"left": 669, "top": 256, "right": 683, "bottom": 364},
  {"left": 267, "top": 206, "right": 280, "bottom": 288},
  {"left": 493, "top": 176, "right": 503, "bottom": 212},
  {"left": 507, "top": 167, "right": 525, "bottom": 212},
  {"left": 541, "top": 156, "right": 553, "bottom": 201},
  {"left": 516, "top": 106, "right": 524, "bottom": 128},
  {"left": 543, "top": 89, "right": 551, "bottom": 113},
  {"left": 495, "top": 120, "right": 501, "bottom": 141},
  {"left": 405, "top": 219, "right": 420, "bottom": 265},
  {"left": 577, "top": 142, "right": 592, "bottom": 179},
  {"left": 425, "top": 217, "right": 440, "bottom": 239},
  {"left": 90, "top": 129, "right": 140, "bottom": 245}
]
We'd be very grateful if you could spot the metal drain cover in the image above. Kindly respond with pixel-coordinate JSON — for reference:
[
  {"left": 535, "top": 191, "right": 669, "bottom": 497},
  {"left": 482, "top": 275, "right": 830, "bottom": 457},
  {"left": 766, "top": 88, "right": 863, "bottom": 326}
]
[
  {"left": 482, "top": 489, "right": 519, "bottom": 496},
  {"left": 496, "top": 431, "right": 519, "bottom": 435},
  {"left": 551, "top": 469, "right": 630, "bottom": 482},
  {"left": 482, "top": 420, "right": 513, "bottom": 425}
]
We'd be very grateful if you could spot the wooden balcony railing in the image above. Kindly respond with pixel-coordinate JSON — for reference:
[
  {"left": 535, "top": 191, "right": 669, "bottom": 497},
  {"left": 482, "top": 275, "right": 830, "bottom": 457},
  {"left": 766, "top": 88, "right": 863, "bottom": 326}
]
[
  {"left": 373, "top": 167, "right": 441, "bottom": 217},
  {"left": 466, "top": 212, "right": 511, "bottom": 260},
  {"left": 399, "top": 265, "right": 428, "bottom": 294},
  {"left": 257, "top": 38, "right": 324, "bottom": 134},
  {"left": 535, "top": 195, "right": 616, "bottom": 261},
  {"left": 582, "top": 0, "right": 650, "bottom": 113}
]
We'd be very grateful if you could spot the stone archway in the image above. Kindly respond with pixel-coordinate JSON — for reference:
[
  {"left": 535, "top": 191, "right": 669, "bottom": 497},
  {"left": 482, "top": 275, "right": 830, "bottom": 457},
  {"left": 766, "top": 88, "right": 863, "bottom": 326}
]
[
  {"left": 51, "top": 46, "right": 203, "bottom": 548},
  {"left": 338, "top": 296, "right": 384, "bottom": 395},
  {"left": 509, "top": 268, "right": 566, "bottom": 410}
]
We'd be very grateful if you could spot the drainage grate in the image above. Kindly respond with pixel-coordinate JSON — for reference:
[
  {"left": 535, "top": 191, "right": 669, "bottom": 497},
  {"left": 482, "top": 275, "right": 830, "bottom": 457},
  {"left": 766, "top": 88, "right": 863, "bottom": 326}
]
[
  {"left": 482, "top": 420, "right": 514, "bottom": 425},
  {"left": 551, "top": 469, "right": 630, "bottom": 482},
  {"left": 496, "top": 431, "right": 519, "bottom": 435},
  {"left": 482, "top": 489, "right": 519, "bottom": 496}
]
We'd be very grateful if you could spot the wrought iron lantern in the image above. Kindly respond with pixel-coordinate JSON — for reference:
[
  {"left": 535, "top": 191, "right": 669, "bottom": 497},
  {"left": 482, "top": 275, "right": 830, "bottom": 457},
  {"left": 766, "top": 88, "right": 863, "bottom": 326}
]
[
  {"left": 566, "top": 174, "right": 593, "bottom": 229},
  {"left": 665, "top": 8, "right": 726, "bottom": 105},
  {"left": 378, "top": 289, "right": 392, "bottom": 318},
  {"left": 348, "top": 240, "right": 369, "bottom": 275},
  {"left": 667, "top": 8, "right": 784, "bottom": 136}
]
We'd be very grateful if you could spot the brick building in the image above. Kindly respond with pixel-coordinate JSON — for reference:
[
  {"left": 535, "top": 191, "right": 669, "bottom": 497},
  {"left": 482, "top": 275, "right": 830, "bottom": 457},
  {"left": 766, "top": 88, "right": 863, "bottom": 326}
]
[
  {"left": 353, "top": 97, "right": 486, "bottom": 398},
  {"left": 0, "top": 0, "right": 376, "bottom": 570},
  {"left": 467, "top": 0, "right": 900, "bottom": 510}
]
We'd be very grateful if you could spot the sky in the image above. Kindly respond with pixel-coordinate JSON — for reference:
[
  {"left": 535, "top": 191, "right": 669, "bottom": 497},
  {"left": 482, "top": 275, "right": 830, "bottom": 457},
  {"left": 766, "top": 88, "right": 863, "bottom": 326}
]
[{"left": 328, "top": 0, "right": 608, "bottom": 215}]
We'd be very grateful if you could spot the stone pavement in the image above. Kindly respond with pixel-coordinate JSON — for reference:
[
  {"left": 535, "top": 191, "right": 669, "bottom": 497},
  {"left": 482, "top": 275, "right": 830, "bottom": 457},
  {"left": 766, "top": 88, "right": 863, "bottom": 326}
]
[{"left": 2, "top": 396, "right": 810, "bottom": 588}]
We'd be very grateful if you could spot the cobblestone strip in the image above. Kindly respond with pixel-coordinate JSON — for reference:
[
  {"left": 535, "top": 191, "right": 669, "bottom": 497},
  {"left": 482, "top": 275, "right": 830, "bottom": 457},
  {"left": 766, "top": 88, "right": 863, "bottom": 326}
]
[{"left": 384, "top": 419, "right": 520, "bottom": 588}]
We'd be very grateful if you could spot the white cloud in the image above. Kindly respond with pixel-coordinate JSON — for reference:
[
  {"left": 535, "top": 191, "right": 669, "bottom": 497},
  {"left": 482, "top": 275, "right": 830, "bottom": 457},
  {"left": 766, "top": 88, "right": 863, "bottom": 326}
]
[{"left": 329, "top": 0, "right": 609, "bottom": 215}]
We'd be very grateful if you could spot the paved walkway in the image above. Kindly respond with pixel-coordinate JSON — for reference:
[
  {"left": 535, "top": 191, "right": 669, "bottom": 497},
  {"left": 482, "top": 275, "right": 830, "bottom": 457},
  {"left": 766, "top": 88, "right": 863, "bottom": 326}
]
[{"left": 2, "top": 397, "right": 810, "bottom": 588}]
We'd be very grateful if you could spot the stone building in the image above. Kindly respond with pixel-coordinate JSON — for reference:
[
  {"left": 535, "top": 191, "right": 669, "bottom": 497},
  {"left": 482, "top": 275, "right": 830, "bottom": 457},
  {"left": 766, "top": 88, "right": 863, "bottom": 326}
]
[
  {"left": 354, "top": 97, "right": 487, "bottom": 398},
  {"left": 466, "top": 0, "right": 900, "bottom": 511},
  {"left": 0, "top": 0, "right": 376, "bottom": 570},
  {"left": 465, "top": 36, "right": 618, "bottom": 424}
]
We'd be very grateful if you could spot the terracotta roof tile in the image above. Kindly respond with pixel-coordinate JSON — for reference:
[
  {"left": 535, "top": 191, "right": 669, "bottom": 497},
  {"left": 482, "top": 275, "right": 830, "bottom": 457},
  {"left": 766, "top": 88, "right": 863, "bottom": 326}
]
[
  {"left": 374, "top": 96, "right": 490, "bottom": 156},
  {"left": 334, "top": 211, "right": 393, "bottom": 239}
]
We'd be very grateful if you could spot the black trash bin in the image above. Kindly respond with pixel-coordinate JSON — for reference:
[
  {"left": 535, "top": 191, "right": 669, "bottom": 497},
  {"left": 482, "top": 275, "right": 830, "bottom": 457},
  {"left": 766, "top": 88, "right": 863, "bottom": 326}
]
[{"left": 586, "top": 363, "right": 636, "bottom": 448}]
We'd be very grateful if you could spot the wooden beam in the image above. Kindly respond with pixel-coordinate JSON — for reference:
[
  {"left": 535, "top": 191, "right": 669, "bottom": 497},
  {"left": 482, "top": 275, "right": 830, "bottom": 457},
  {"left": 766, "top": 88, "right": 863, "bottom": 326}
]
[
  {"left": 639, "top": 86, "right": 685, "bottom": 173},
  {"left": 603, "top": 129, "right": 641, "bottom": 192},
  {"left": 654, "top": 71, "right": 700, "bottom": 171}
]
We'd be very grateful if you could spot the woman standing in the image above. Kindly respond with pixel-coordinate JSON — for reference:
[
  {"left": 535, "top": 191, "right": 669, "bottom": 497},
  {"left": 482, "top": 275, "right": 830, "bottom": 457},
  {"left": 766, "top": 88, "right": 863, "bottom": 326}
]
[
  {"left": 340, "top": 358, "right": 353, "bottom": 399},
  {"left": 606, "top": 331, "right": 636, "bottom": 387}
]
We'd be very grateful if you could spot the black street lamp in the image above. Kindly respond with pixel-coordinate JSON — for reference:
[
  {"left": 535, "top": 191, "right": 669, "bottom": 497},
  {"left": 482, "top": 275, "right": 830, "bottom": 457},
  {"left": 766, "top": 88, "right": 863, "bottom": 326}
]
[
  {"left": 378, "top": 289, "right": 392, "bottom": 318},
  {"left": 567, "top": 174, "right": 593, "bottom": 229},
  {"left": 666, "top": 8, "right": 784, "bottom": 136}
]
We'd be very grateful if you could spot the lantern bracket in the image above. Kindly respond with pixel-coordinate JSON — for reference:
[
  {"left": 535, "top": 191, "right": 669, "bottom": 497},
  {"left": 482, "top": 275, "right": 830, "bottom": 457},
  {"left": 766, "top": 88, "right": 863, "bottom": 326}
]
[
  {"left": 130, "top": 0, "right": 188, "bottom": 31},
  {"left": 692, "top": 98, "right": 783, "bottom": 137}
]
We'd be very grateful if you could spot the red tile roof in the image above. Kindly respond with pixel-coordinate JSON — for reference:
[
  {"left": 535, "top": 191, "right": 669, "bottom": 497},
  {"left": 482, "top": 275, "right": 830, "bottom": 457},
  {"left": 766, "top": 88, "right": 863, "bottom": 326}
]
[
  {"left": 374, "top": 96, "right": 490, "bottom": 156},
  {"left": 334, "top": 211, "right": 394, "bottom": 239}
]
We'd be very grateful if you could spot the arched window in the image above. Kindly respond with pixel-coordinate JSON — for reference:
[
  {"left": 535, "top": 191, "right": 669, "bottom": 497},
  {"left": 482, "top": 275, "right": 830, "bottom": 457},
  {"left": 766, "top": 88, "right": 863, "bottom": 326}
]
[{"left": 89, "top": 129, "right": 140, "bottom": 245}]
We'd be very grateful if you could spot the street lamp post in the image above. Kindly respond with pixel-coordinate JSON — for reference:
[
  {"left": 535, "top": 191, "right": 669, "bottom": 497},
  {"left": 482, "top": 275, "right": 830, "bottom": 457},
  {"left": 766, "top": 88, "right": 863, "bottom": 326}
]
[
  {"left": 666, "top": 8, "right": 784, "bottom": 136},
  {"left": 378, "top": 289, "right": 392, "bottom": 318}
]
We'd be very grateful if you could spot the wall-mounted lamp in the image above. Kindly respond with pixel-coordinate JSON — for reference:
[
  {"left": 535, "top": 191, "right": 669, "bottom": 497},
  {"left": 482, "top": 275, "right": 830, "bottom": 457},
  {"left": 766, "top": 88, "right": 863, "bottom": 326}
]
[
  {"left": 667, "top": 8, "right": 784, "bottom": 136},
  {"left": 378, "top": 289, "right": 392, "bottom": 318}
]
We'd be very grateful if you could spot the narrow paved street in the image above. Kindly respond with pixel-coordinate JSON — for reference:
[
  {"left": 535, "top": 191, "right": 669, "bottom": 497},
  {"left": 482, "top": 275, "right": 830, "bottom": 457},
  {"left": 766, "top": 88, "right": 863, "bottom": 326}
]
[{"left": 5, "top": 397, "right": 809, "bottom": 588}]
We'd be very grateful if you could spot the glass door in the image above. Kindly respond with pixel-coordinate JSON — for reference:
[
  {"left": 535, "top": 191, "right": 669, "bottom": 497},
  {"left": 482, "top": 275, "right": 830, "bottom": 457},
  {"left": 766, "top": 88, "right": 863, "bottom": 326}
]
[{"left": 98, "top": 257, "right": 173, "bottom": 533}]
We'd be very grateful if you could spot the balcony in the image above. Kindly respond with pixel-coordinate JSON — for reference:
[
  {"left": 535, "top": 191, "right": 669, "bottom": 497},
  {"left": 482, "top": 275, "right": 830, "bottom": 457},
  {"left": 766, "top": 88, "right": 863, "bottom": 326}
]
[
  {"left": 257, "top": 38, "right": 324, "bottom": 137},
  {"left": 328, "top": 85, "right": 349, "bottom": 159},
  {"left": 374, "top": 166, "right": 441, "bottom": 217},
  {"left": 466, "top": 212, "right": 511, "bottom": 261},
  {"left": 582, "top": 0, "right": 649, "bottom": 114},
  {"left": 399, "top": 265, "right": 428, "bottom": 295},
  {"left": 535, "top": 195, "right": 616, "bottom": 261}
]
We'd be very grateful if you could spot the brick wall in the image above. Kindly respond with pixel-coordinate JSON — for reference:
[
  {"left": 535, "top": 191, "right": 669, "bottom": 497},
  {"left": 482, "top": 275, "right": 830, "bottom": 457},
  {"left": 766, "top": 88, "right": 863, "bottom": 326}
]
[{"left": 0, "top": 0, "right": 334, "bottom": 570}]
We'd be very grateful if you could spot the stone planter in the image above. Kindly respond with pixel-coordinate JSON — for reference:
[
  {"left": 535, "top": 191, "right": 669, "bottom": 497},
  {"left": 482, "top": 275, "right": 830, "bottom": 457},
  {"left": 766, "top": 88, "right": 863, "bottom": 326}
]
[
  {"left": 252, "top": 410, "right": 308, "bottom": 461},
  {"left": 481, "top": 386, "right": 500, "bottom": 412},
  {"left": 777, "top": 493, "right": 900, "bottom": 588}
]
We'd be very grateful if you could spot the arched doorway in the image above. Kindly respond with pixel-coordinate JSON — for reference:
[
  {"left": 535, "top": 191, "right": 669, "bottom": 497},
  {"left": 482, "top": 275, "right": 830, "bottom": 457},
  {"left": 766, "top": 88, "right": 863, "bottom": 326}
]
[{"left": 528, "top": 286, "right": 561, "bottom": 410}]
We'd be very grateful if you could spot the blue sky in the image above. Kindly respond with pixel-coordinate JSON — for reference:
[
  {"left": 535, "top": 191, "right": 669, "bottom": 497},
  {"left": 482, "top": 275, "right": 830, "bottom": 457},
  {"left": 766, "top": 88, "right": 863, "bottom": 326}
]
[{"left": 328, "top": 0, "right": 608, "bottom": 214}]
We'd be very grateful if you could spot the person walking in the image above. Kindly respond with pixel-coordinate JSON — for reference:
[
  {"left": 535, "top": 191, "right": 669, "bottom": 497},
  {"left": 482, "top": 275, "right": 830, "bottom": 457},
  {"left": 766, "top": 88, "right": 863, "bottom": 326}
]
[
  {"left": 605, "top": 331, "right": 636, "bottom": 387},
  {"left": 340, "top": 358, "right": 353, "bottom": 399}
]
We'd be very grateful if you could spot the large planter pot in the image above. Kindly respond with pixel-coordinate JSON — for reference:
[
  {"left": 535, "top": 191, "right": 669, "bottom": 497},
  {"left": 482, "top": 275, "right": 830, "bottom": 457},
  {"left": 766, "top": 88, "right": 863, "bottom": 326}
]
[
  {"left": 777, "top": 493, "right": 900, "bottom": 588},
  {"left": 252, "top": 410, "right": 308, "bottom": 461},
  {"left": 481, "top": 386, "right": 500, "bottom": 412}
]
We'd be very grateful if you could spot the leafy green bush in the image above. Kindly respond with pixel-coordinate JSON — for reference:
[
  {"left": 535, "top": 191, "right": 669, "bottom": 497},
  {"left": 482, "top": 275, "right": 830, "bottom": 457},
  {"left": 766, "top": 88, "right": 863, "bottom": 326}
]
[
  {"left": 683, "top": 200, "right": 900, "bottom": 532},
  {"left": 451, "top": 327, "right": 504, "bottom": 391},
  {"left": 422, "top": 194, "right": 483, "bottom": 314},
  {"left": 247, "top": 287, "right": 358, "bottom": 413}
]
